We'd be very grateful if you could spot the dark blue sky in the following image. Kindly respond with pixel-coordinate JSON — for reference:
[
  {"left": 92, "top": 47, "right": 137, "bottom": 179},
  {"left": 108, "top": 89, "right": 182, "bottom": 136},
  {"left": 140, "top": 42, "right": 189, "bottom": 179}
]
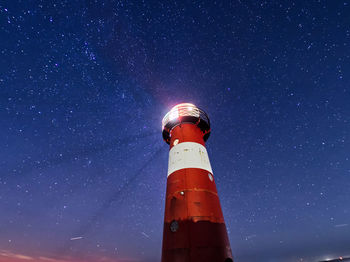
[{"left": 0, "top": 1, "right": 350, "bottom": 262}]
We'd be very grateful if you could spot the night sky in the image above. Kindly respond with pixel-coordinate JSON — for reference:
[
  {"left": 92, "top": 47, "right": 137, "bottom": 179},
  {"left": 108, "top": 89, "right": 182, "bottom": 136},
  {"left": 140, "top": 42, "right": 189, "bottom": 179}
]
[{"left": 1, "top": 1, "right": 350, "bottom": 262}]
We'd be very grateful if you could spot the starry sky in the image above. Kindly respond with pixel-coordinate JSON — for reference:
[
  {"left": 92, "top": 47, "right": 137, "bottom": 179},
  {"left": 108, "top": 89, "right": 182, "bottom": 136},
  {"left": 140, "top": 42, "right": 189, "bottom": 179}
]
[{"left": 0, "top": 1, "right": 350, "bottom": 262}]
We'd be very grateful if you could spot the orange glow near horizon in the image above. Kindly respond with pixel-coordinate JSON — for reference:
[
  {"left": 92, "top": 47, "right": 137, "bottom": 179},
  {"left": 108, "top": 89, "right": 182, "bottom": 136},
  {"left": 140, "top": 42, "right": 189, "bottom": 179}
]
[{"left": 0, "top": 250, "right": 139, "bottom": 262}]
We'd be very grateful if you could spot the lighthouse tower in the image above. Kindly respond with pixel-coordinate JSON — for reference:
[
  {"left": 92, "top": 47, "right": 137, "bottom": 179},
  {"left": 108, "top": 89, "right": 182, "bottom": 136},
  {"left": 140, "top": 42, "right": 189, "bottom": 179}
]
[{"left": 161, "top": 103, "right": 233, "bottom": 262}]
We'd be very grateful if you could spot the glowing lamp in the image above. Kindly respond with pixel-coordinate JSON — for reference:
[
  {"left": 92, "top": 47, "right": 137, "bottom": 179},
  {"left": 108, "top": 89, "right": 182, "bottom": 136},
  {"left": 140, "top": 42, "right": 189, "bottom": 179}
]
[{"left": 168, "top": 108, "right": 179, "bottom": 121}]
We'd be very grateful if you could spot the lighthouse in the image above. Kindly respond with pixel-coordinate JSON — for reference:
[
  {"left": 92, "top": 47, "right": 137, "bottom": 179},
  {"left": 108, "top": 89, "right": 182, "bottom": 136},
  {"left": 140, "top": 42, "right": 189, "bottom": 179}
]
[{"left": 161, "top": 103, "right": 233, "bottom": 262}]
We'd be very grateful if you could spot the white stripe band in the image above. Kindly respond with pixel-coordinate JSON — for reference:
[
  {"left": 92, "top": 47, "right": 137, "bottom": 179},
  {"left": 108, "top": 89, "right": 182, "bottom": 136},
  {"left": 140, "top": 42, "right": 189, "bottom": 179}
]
[{"left": 167, "top": 142, "right": 213, "bottom": 177}]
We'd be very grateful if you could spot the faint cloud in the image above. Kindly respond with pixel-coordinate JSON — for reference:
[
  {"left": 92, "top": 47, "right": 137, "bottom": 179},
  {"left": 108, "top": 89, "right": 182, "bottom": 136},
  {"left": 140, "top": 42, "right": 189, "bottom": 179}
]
[
  {"left": 38, "top": 257, "right": 68, "bottom": 262},
  {"left": 0, "top": 250, "right": 68, "bottom": 262},
  {"left": 0, "top": 250, "right": 34, "bottom": 261},
  {"left": 334, "top": 223, "right": 348, "bottom": 228}
]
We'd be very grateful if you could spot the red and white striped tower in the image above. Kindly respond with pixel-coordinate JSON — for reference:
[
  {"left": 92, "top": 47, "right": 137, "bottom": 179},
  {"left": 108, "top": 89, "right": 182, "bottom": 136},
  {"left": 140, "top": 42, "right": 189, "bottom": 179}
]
[{"left": 161, "top": 103, "right": 233, "bottom": 262}]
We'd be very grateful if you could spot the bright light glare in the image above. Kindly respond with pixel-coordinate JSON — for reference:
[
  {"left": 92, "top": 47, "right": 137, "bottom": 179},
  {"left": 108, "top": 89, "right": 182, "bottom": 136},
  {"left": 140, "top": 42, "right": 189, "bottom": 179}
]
[
  {"left": 169, "top": 108, "right": 179, "bottom": 121},
  {"left": 166, "top": 103, "right": 197, "bottom": 123}
]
